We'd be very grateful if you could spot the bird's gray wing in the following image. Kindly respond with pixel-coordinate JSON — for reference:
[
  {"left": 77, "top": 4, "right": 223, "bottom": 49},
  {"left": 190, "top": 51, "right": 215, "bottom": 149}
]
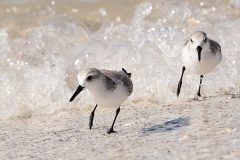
[
  {"left": 101, "top": 70, "right": 133, "bottom": 95},
  {"left": 100, "top": 70, "right": 117, "bottom": 91},
  {"left": 209, "top": 39, "right": 221, "bottom": 56}
]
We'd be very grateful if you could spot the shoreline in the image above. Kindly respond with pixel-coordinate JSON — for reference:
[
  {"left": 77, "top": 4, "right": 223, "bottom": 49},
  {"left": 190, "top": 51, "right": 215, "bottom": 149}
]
[{"left": 1, "top": 95, "right": 240, "bottom": 159}]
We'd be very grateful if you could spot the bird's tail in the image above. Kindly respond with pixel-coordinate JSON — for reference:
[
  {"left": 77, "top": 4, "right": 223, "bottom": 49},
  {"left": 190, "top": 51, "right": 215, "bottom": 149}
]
[{"left": 122, "top": 68, "right": 131, "bottom": 78}]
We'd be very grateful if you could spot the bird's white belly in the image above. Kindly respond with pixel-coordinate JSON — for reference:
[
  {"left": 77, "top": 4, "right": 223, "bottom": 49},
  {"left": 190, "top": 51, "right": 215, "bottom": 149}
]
[
  {"left": 182, "top": 48, "right": 221, "bottom": 75},
  {"left": 87, "top": 84, "right": 129, "bottom": 109}
]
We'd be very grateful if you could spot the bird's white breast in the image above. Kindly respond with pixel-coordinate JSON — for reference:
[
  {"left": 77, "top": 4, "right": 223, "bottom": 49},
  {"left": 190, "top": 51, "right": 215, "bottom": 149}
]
[
  {"left": 182, "top": 44, "right": 221, "bottom": 75},
  {"left": 87, "top": 82, "right": 129, "bottom": 109}
]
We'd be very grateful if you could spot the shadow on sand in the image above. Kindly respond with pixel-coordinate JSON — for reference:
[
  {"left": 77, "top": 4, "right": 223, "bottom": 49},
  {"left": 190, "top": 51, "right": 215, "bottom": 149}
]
[{"left": 143, "top": 117, "right": 190, "bottom": 134}]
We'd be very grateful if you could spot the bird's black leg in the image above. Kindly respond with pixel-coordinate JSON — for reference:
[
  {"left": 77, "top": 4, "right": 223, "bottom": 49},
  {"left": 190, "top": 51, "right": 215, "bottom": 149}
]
[
  {"left": 107, "top": 107, "right": 120, "bottom": 134},
  {"left": 89, "top": 104, "right": 98, "bottom": 130},
  {"left": 177, "top": 66, "right": 186, "bottom": 97},
  {"left": 197, "top": 75, "right": 204, "bottom": 97}
]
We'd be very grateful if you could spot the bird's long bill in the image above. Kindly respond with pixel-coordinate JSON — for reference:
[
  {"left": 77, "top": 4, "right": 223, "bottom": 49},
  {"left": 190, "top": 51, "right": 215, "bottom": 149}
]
[
  {"left": 196, "top": 46, "right": 202, "bottom": 62},
  {"left": 69, "top": 85, "right": 84, "bottom": 102}
]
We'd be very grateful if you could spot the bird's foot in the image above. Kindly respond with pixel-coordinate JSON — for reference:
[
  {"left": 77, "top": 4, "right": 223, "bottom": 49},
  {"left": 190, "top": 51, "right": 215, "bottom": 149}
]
[
  {"left": 227, "top": 94, "right": 240, "bottom": 99},
  {"left": 193, "top": 94, "right": 204, "bottom": 101},
  {"left": 106, "top": 128, "right": 117, "bottom": 134}
]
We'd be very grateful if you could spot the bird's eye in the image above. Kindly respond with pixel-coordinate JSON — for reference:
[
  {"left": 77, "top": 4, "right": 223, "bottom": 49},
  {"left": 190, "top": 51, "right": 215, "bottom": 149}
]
[
  {"left": 191, "top": 39, "right": 193, "bottom": 42},
  {"left": 86, "top": 75, "right": 93, "bottom": 81}
]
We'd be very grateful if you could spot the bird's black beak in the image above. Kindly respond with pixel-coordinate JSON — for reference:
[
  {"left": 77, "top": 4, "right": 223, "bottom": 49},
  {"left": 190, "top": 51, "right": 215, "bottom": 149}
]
[
  {"left": 196, "top": 46, "right": 202, "bottom": 62},
  {"left": 69, "top": 85, "right": 84, "bottom": 102}
]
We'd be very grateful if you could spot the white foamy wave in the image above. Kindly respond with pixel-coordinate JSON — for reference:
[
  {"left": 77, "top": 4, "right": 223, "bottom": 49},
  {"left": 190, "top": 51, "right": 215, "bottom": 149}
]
[{"left": 0, "top": 1, "right": 239, "bottom": 120}]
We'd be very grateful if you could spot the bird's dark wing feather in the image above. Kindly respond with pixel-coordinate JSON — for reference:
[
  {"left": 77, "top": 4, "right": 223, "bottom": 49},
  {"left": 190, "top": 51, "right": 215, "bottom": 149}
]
[
  {"left": 101, "top": 70, "right": 133, "bottom": 95},
  {"left": 209, "top": 39, "right": 221, "bottom": 56}
]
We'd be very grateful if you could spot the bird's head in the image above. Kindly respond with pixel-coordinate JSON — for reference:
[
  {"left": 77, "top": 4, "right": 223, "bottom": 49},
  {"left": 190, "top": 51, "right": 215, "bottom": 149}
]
[
  {"left": 70, "top": 68, "right": 102, "bottom": 102},
  {"left": 190, "top": 31, "right": 208, "bottom": 62}
]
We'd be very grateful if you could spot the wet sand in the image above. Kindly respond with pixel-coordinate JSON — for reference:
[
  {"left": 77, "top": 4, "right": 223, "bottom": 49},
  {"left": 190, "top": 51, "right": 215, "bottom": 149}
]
[{"left": 1, "top": 95, "right": 240, "bottom": 160}]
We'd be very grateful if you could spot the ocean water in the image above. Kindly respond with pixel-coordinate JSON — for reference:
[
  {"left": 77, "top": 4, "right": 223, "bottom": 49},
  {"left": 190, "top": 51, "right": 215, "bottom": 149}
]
[{"left": 0, "top": 0, "right": 239, "bottom": 120}]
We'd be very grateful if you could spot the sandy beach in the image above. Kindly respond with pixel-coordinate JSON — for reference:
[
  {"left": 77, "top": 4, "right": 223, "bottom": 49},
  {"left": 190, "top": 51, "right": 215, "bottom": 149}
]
[
  {"left": 1, "top": 95, "right": 240, "bottom": 160},
  {"left": 0, "top": 0, "right": 240, "bottom": 159}
]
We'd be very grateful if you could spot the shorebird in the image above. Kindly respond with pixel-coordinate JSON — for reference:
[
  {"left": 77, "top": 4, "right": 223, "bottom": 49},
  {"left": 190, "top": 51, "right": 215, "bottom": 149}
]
[
  {"left": 69, "top": 68, "right": 133, "bottom": 134},
  {"left": 177, "top": 31, "right": 222, "bottom": 98}
]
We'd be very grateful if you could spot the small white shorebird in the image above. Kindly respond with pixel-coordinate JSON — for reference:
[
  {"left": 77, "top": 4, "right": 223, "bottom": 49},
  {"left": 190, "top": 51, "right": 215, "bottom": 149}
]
[
  {"left": 177, "top": 31, "right": 222, "bottom": 98},
  {"left": 69, "top": 68, "right": 133, "bottom": 134}
]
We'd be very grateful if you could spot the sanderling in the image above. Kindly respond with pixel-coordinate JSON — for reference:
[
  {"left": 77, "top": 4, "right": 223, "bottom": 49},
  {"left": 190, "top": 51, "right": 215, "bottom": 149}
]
[
  {"left": 69, "top": 68, "right": 133, "bottom": 134},
  {"left": 177, "top": 31, "right": 222, "bottom": 98}
]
